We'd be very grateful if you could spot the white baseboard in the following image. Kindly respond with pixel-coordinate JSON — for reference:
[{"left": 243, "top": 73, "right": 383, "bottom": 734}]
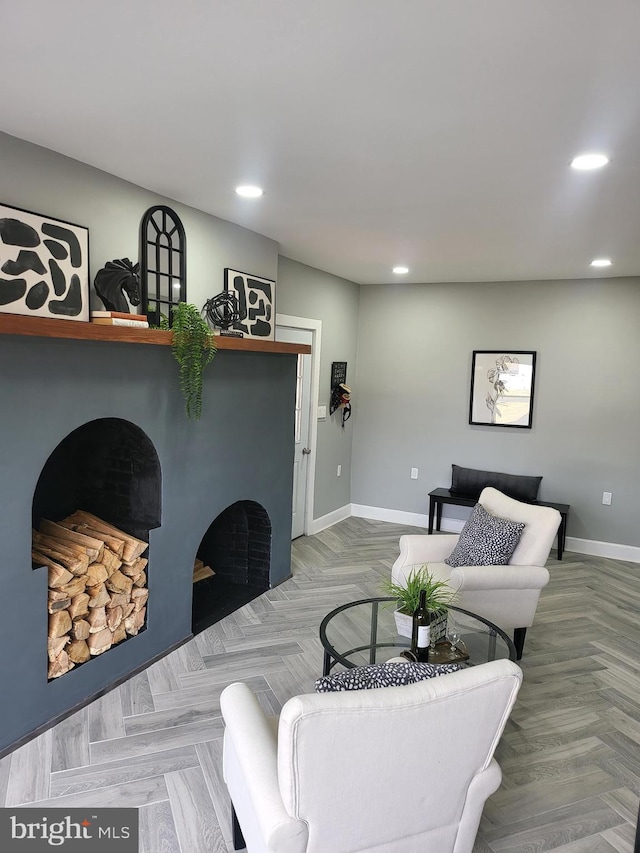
[
  {"left": 346, "top": 504, "right": 640, "bottom": 563},
  {"left": 565, "top": 536, "right": 640, "bottom": 563},
  {"left": 436, "top": 518, "right": 466, "bottom": 534},
  {"left": 350, "top": 504, "right": 465, "bottom": 533},
  {"left": 308, "top": 504, "right": 352, "bottom": 536},
  {"left": 349, "top": 504, "right": 429, "bottom": 528}
]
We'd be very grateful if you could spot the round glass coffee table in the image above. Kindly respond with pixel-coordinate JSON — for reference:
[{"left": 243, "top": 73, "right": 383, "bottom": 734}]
[{"left": 319, "top": 597, "right": 516, "bottom": 676}]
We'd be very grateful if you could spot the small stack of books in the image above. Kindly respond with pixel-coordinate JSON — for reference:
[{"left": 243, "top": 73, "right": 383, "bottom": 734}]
[{"left": 91, "top": 311, "right": 149, "bottom": 328}]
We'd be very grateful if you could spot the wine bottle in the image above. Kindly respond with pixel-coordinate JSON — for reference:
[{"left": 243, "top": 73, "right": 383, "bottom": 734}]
[{"left": 411, "top": 589, "right": 431, "bottom": 662}]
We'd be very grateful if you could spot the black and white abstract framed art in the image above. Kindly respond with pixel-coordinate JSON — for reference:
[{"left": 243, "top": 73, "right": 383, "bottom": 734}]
[
  {"left": 469, "top": 350, "right": 537, "bottom": 428},
  {"left": 0, "top": 203, "right": 90, "bottom": 322},
  {"left": 223, "top": 268, "right": 275, "bottom": 339}
]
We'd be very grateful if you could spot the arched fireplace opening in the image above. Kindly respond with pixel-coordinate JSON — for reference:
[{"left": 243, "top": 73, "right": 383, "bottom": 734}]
[
  {"left": 192, "top": 500, "right": 271, "bottom": 635},
  {"left": 32, "top": 418, "right": 161, "bottom": 539},
  {"left": 32, "top": 418, "right": 161, "bottom": 679}
]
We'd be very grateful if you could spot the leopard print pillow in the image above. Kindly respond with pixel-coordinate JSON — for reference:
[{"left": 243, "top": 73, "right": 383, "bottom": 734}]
[
  {"left": 315, "top": 660, "right": 463, "bottom": 692},
  {"left": 445, "top": 502, "right": 525, "bottom": 568}
]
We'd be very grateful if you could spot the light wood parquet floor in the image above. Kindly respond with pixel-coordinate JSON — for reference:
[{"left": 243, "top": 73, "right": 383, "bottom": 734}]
[{"left": 1, "top": 517, "right": 639, "bottom": 852}]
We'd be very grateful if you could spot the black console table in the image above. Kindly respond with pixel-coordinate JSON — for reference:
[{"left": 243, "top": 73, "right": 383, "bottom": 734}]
[{"left": 428, "top": 487, "right": 570, "bottom": 560}]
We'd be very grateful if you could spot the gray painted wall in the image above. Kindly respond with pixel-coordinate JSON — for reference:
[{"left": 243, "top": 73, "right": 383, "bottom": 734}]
[
  {"left": 0, "top": 131, "right": 278, "bottom": 311},
  {"left": 276, "top": 256, "right": 360, "bottom": 518},
  {"left": 352, "top": 279, "right": 640, "bottom": 546}
]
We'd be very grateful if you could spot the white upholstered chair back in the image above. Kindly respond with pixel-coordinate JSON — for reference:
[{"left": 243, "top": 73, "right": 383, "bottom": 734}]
[
  {"left": 274, "top": 659, "right": 522, "bottom": 853},
  {"left": 479, "top": 487, "right": 560, "bottom": 566}
]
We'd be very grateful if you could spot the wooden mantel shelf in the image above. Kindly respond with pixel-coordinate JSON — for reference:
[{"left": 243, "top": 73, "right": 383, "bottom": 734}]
[{"left": 0, "top": 314, "right": 311, "bottom": 354}]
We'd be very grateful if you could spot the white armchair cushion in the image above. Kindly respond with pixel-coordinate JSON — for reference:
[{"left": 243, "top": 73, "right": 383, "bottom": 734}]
[
  {"left": 445, "top": 502, "right": 525, "bottom": 567},
  {"left": 449, "top": 564, "right": 549, "bottom": 628}
]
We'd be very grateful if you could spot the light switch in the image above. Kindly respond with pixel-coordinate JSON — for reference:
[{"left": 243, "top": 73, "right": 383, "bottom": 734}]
[{"left": 317, "top": 405, "right": 327, "bottom": 419}]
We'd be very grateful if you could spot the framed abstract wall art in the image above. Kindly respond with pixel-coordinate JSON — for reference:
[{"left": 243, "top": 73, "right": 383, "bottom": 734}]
[
  {"left": 223, "top": 268, "right": 275, "bottom": 339},
  {"left": 469, "top": 350, "right": 537, "bottom": 428},
  {"left": 0, "top": 203, "right": 90, "bottom": 321}
]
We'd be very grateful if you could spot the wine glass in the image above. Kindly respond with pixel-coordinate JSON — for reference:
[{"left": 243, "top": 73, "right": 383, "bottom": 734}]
[{"left": 446, "top": 621, "right": 461, "bottom": 658}]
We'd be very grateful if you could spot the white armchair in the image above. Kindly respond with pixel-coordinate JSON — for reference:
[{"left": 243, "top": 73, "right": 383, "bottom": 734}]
[
  {"left": 392, "top": 487, "right": 562, "bottom": 658},
  {"left": 221, "top": 659, "right": 522, "bottom": 853}
]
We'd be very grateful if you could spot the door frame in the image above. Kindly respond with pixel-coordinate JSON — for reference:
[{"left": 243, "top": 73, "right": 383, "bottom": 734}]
[{"left": 276, "top": 313, "right": 322, "bottom": 537}]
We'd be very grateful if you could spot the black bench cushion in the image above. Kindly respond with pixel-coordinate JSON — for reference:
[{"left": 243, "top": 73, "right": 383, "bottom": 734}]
[{"left": 451, "top": 464, "right": 542, "bottom": 503}]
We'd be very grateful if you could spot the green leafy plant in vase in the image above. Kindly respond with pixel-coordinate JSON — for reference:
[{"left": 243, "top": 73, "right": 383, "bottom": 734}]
[
  {"left": 170, "top": 302, "right": 217, "bottom": 420},
  {"left": 381, "top": 564, "right": 457, "bottom": 641}
]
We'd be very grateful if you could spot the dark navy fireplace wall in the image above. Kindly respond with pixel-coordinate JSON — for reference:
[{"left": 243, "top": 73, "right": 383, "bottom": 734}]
[{"left": 0, "top": 333, "right": 296, "bottom": 756}]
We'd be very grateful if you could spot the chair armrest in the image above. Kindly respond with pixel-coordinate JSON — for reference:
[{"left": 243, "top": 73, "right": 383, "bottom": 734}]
[
  {"left": 221, "top": 683, "right": 307, "bottom": 853},
  {"left": 394, "top": 533, "right": 460, "bottom": 571},
  {"left": 454, "top": 759, "right": 503, "bottom": 853},
  {"left": 450, "top": 564, "right": 550, "bottom": 591}
]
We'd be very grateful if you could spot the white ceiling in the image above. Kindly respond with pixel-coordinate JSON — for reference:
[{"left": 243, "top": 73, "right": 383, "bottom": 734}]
[{"left": 2, "top": 1, "right": 640, "bottom": 285}]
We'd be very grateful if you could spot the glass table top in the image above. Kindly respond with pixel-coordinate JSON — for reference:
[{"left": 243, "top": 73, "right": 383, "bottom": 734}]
[{"left": 320, "top": 597, "right": 516, "bottom": 672}]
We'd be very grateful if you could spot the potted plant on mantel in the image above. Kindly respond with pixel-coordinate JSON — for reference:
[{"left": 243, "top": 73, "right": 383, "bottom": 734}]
[
  {"left": 381, "top": 565, "right": 457, "bottom": 641},
  {"left": 153, "top": 302, "right": 217, "bottom": 421}
]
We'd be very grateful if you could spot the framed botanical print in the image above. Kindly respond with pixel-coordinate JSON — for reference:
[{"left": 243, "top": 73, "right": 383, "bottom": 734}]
[{"left": 469, "top": 351, "right": 536, "bottom": 428}]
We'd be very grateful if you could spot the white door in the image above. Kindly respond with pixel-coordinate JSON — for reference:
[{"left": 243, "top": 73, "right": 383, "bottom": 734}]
[{"left": 277, "top": 326, "right": 312, "bottom": 539}]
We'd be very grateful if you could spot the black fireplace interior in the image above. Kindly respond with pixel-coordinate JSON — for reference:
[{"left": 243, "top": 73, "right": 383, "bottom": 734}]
[
  {"left": 192, "top": 500, "right": 271, "bottom": 635},
  {"left": 32, "top": 417, "right": 162, "bottom": 541}
]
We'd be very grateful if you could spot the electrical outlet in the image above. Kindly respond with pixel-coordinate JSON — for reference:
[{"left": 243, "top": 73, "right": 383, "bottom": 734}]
[
  {"left": 337, "top": 465, "right": 342, "bottom": 477},
  {"left": 411, "top": 468, "right": 419, "bottom": 480},
  {"left": 602, "top": 491, "right": 612, "bottom": 505}
]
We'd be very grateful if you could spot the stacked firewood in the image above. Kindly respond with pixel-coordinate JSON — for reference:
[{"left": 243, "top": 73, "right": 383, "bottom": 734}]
[
  {"left": 32, "top": 510, "right": 149, "bottom": 679},
  {"left": 193, "top": 558, "right": 214, "bottom": 583}
]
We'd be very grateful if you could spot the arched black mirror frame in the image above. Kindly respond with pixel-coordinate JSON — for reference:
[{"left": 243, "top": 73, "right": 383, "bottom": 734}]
[{"left": 140, "top": 205, "right": 187, "bottom": 327}]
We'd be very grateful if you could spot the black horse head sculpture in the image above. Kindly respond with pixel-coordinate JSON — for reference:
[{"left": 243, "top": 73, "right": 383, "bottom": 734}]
[{"left": 94, "top": 258, "right": 141, "bottom": 313}]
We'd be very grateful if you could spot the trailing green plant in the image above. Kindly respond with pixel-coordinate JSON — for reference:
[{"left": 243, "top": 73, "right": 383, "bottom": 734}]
[
  {"left": 170, "top": 302, "right": 217, "bottom": 420},
  {"left": 380, "top": 564, "right": 457, "bottom": 615}
]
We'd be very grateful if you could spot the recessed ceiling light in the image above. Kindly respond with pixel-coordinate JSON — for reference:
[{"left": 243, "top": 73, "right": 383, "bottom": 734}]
[
  {"left": 570, "top": 153, "right": 610, "bottom": 170},
  {"left": 235, "top": 185, "right": 264, "bottom": 198},
  {"left": 590, "top": 258, "right": 612, "bottom": 267},
  {"left": 393, "top": 266, "right": 409, "bottom": 275}
]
